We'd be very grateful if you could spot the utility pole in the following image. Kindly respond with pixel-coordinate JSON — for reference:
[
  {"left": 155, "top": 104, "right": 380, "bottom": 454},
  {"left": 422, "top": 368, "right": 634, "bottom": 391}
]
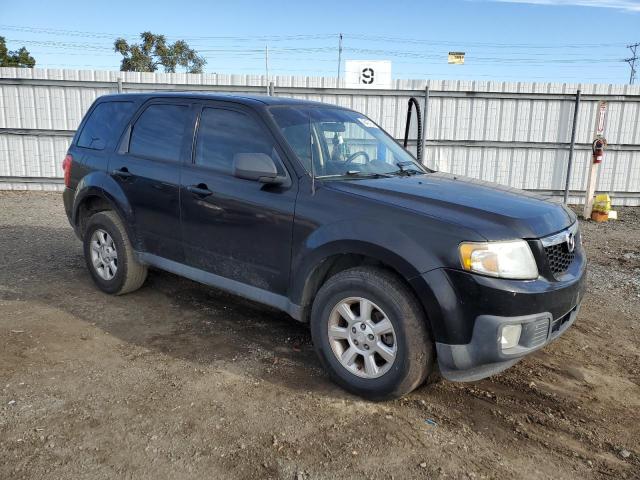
[
  {"left": 265, "top": 45, "right": 270, "bottom": 95},
  {"left": 625, "top": 43, "right": 639, "bottom": 85},
  {"left": 337, "top": 33, "right": 343, "bottom": 87}
]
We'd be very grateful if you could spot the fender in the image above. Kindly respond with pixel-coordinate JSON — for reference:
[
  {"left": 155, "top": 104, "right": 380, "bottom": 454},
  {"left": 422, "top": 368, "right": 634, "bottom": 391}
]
[
  {"left": 291, "top": 239, "right": 422, "bottom": 302},
  {"left": 290, "top": 232, "right": 449, "bottom": 340},
  {"left": 71, "top": 170, "right": 142, "bottom": 250},
  {"left": 289, "top": 217, "right": 444, "bottom": 314}
]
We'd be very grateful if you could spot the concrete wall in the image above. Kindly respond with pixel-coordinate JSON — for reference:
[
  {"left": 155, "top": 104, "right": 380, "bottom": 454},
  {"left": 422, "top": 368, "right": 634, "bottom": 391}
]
[{"left": 1, "top": 67, "right": 639, "bottom": 204}]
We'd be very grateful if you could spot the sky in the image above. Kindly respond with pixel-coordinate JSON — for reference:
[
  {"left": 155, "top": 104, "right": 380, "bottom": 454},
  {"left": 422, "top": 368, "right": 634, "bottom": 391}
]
[{"left": 1, "top": 0, "right": 639, "bottom": 84}]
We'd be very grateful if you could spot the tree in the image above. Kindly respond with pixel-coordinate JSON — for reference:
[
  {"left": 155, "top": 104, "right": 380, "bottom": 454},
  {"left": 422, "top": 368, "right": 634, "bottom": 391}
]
[
  {"left": 0, "top": 37, "right": 36, "bottom": 68},
  {"left": 114, "top": 32, "right": 206, "bottom": 74}
]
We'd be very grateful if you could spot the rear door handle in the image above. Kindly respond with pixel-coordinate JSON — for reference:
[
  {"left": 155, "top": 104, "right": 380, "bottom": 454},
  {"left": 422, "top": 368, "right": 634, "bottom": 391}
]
[
  {"left": 112, "top": 167, "right": 132, "bottom": 179},
  {"left": 187, "top": 184, "right": 213, "bottom": 197}
]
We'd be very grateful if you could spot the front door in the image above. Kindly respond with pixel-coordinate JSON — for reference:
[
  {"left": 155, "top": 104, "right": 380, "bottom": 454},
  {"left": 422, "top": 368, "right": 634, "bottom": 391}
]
[
  {"left": 109, "top": 100, "right": 195, "bottom": 262},
  {"left": 180, "top": 103, "right": 297, "bottom": 295}
]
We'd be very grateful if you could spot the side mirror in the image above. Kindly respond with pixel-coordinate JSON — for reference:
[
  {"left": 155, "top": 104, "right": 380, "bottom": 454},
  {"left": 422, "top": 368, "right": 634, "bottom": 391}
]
[{"left": 233, "top": 153, "right": 281, "bottom": 184}]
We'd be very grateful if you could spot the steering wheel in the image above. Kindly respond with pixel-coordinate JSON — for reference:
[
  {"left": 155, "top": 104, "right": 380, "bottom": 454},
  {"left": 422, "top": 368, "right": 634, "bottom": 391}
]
[{"left": 344, "top": 151, "right": 370, "bottom": 166}]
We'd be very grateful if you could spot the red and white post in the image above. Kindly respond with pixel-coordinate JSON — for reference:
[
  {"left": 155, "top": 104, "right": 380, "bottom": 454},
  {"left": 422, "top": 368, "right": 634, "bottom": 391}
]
[{"left": 582, "top": 101, "right": 608, "bottom": 219}]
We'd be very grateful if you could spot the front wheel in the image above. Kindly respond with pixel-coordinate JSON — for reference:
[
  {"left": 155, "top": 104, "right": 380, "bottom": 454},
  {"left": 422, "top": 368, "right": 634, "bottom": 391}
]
[{"left": 310, "top": 266, "right": 434, "bottom": 400}]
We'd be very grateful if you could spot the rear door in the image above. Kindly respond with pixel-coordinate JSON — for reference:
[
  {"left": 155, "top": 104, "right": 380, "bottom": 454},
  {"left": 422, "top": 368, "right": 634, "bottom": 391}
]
[
  {"left": 110, "top": 99, "right": 195, "bottom": 262},
  {"left": 180, "top": 102, "right": 297, "bottom": 295}
]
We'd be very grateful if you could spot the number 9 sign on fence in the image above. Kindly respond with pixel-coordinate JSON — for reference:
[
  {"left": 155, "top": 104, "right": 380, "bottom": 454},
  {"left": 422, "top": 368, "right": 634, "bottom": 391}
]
[{"left": 345, "top": 60, "right": 392, "bottom": 89}]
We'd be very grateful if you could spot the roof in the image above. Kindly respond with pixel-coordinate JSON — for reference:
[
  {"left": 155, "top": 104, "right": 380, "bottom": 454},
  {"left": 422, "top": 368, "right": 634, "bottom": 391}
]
[{"left": 97, "top": 92, "right": 339, "bottom": 108}]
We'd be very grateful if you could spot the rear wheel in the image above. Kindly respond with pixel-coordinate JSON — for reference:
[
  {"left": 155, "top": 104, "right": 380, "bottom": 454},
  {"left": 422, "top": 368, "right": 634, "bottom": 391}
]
[
  {"left": 311, "top": 266, "right": 434, "bottom": 400},
  {"left": 83, "top": 210, "right": 147, "bottom": 295}
]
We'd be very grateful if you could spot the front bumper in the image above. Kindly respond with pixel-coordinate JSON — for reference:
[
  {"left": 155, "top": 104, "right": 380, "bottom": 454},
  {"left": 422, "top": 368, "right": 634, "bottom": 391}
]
[
  {"left": 415, "top": 245, "right": 587, "bottom": 382},
  {"left": 436, "top": 303, "right": 581, "bottom": 381}
]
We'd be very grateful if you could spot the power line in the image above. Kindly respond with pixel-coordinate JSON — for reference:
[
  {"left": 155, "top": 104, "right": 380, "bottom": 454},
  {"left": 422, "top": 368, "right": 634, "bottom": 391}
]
[
  {"left": 2, "top": 24, "right": 634, "bottom": 83},
  {"left": 0, "top": 24, "right": 337, "bottom": 42},
  {"left": 344, "top": 47, "right": 625, "bottom": 64},
  {"left": 1, "top": 24, "right": 630, "bottom": 49},
  {"left": 10, "top": 38, "right": 626, "bottom": 65},
  {"left": 344, "top": 33, "right": 628, "bottom": 49}
]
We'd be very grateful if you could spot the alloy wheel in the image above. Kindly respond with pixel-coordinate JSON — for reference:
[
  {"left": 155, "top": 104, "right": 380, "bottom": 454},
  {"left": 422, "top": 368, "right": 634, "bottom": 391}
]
[
  {"left": 90, "top": 229, "right": 118, "bottom": 281},
  {"left": 327, "top": 297, "right": 397, "bottom": 379}
]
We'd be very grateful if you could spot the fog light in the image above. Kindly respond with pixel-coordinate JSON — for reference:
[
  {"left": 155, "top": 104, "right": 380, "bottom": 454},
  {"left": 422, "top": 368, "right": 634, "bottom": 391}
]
[{"left": 500, "top": 324, "right": 522, "bottom": 350}]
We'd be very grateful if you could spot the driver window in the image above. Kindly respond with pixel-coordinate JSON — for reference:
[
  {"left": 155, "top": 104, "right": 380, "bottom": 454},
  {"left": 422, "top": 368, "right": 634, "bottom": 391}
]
[{"left": 196, "top": 107, "right": 284, "bottom": 176}]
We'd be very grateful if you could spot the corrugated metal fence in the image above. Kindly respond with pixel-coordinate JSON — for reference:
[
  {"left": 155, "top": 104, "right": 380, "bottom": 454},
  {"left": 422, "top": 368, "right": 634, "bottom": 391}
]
[{"left": 1, "top": 67, "right": 639, "bottom": 205}]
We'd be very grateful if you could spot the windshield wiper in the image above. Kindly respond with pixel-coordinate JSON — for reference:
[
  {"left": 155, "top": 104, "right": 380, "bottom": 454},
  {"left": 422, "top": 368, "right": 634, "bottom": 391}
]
[
  {"left": 316, "top": 170, "right": 393, "bottom": 180},
  {"left": 346, "top": 170, "right": 393, "bottom": 178},
  {"left": 389, "top": 161, "right": 426, "bottom": 176}
]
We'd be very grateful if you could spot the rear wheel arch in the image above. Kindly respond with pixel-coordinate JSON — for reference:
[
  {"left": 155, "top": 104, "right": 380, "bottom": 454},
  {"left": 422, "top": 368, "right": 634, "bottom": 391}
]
[
  {"left": 76, "top": 194, "right": 113, "bottom": 235},
  {"left": 73, "top": 187, "right": 140, "bottom": 250}
]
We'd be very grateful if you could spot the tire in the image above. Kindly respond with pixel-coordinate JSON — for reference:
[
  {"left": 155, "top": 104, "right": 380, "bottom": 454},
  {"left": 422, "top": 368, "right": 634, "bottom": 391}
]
[
  {"left": 310, "top": 266, "right": 434, "bottom": 400},
  {"left": 83, "top": 210, "right": 147, "bottom": 295}
]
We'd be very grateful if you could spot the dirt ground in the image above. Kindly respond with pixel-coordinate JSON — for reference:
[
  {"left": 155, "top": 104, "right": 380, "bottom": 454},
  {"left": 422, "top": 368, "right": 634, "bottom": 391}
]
[{"left": 0, "top": 191, "right": 638, "bottom": 480}]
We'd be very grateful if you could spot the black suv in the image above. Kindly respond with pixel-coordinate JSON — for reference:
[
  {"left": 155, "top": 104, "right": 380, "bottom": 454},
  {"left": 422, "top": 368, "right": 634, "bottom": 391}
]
[{"left": 63, "top": 93, "right": 586, "bottom": 400}]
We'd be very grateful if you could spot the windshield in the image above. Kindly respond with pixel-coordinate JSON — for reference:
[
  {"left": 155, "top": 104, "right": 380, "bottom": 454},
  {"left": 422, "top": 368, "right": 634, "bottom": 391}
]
[{"left": 269, "top": 106, "right": 426, "bottom": 178}]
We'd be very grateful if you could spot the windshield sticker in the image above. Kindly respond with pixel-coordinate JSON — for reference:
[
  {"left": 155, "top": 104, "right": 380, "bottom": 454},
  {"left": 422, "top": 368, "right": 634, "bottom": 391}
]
[{"left": 357, "top": 118, "right": 378, "bottom": 129}]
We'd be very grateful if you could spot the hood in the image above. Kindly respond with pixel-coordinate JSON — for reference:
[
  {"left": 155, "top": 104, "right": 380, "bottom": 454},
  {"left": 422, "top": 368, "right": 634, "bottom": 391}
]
[{"left": 325, "top": 172, "right": 576, "bottom": 240}]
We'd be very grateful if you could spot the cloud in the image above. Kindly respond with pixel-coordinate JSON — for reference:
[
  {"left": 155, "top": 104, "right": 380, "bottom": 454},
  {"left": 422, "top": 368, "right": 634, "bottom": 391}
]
[{"left": 485, "top": 0, "right": 640, "bottom": 11}]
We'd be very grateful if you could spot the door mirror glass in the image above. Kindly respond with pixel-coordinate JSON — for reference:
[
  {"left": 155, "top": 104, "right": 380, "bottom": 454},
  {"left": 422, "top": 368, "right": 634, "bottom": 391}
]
[{"left": 233, "top": 153, "right": 280, "bottom": 183}]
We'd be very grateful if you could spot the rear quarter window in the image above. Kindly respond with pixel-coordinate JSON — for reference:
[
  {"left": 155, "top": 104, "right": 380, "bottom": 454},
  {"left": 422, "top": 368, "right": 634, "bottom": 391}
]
[{"left": 77, "top": 101, "right": 136, "bottom": 150}]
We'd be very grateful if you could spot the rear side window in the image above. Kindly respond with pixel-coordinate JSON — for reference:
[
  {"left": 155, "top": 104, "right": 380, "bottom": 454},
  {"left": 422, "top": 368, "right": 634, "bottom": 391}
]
[
  {"left": 195, "top": 107, "right": 282, "bottom": 174},
  {"left": 129, "top": 104, "right": 190, "bottom": 162},
  {"left": 77, "top": 101, "right": 135, "bottom": 150}
]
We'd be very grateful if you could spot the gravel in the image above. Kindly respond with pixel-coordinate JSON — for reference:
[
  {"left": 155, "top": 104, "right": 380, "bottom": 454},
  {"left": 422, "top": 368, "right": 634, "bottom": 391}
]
[{"left": 1, "top": 191, "right": 639, "bottom": 480}]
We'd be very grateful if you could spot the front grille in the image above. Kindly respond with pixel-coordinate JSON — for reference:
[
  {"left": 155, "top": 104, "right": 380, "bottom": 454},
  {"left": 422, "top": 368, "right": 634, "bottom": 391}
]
[{"left": 544, "top": 241, "right": 576, "bottom": 276}]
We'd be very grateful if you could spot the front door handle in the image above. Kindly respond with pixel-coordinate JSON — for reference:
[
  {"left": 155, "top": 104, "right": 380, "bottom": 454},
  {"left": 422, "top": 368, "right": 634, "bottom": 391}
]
[
  {"left": 112, "top": 167, "right": 132, "bottom": 179},
  {"left": 187, "top": 184, "right": 213, "bottom": 197}
]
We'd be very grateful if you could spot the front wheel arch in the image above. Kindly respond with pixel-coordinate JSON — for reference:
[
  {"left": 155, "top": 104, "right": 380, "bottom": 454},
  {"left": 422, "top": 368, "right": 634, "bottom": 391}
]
[
  {"left": 293, "top": 241, "right": 422, "bottom": 304},
  {"left": 293, "top": 243, "right": 436, "bottom": 330}
]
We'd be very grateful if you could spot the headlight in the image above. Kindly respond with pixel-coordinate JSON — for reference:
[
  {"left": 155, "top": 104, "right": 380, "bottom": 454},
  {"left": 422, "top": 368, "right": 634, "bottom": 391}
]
[{"left": 459, "top": 240, "right": 538, "bottom": 280}]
